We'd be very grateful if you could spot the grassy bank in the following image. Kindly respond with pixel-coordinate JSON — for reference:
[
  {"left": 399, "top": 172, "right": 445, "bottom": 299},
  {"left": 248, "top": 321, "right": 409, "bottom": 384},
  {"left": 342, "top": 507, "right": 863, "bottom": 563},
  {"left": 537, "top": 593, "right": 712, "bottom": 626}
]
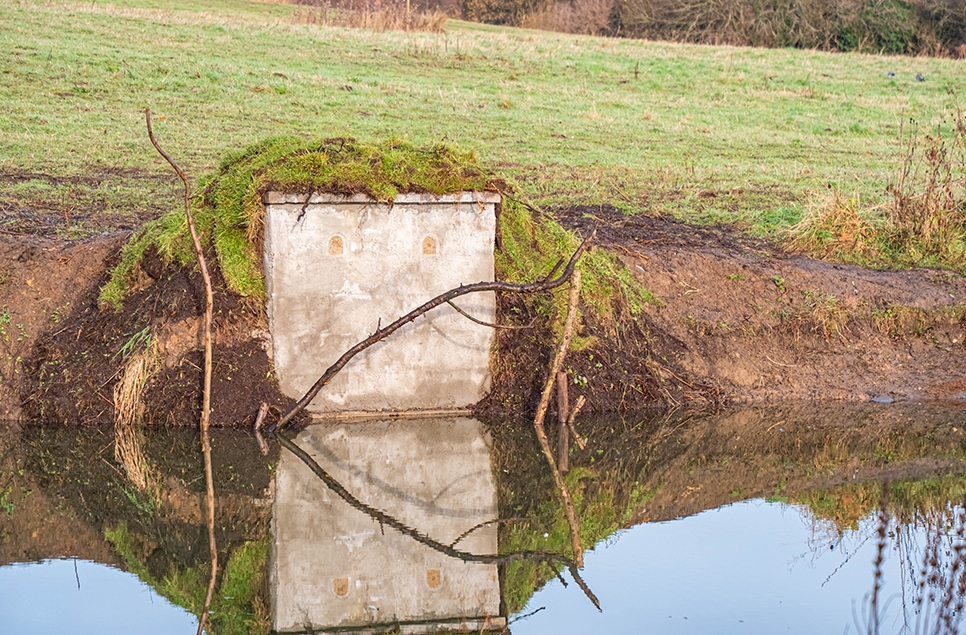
[{"left": 2, "top": 0, "right": 964, "bottom": 239}]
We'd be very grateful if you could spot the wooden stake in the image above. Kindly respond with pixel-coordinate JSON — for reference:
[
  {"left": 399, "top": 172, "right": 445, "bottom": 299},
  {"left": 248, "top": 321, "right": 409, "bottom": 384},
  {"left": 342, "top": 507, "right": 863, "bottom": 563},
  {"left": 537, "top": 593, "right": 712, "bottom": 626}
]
[
  {"left": 531, "top": 269, "right": 584, "bottom": 568},
  {"left": 556, "top": 371, "right": 569, "bottom": 473}
]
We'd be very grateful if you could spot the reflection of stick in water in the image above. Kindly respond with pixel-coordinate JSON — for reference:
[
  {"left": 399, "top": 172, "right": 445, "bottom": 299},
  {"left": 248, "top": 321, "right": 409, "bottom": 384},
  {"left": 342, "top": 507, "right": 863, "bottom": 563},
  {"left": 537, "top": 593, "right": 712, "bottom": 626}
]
[
  {"left": 530, "top": 270, "right": 584, "bottom": 568},
  {"left": 274, "top": 430, "right": 601, "bottom": 611}
]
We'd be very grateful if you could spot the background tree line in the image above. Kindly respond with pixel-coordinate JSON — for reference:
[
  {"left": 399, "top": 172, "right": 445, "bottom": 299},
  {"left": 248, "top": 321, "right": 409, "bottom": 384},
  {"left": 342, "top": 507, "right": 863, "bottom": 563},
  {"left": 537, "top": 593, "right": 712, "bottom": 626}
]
[{"left": 457, "top": 0, "right": 966, "bottom": 56}]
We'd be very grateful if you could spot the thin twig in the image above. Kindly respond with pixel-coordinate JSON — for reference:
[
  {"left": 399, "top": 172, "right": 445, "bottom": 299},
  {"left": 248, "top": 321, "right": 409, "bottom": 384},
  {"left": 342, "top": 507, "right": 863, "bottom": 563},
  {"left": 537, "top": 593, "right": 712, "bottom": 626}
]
[
  {"left": 271, "top": 231, "right": 595, "bottom": 432},
  {"left": 531, "top": 269, "right": 584, "bottom": 568},
  {"left": 446, "top": 300, "right": 535, "bottom": 330},
  {"left": 145, "top": 108, "right": 218, "bottom": 635},
  {"left": 449, "top": 517, "right": 526, "bottom": 548}
]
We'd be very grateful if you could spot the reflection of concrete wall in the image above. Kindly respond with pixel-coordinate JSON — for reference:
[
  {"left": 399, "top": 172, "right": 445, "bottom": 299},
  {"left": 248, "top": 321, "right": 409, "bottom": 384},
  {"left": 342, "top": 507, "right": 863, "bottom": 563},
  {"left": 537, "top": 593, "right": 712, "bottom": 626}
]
[
  {"left": 263, "top": 192, "right": 498, "bottom": 413},
  {"left": 271, "top": 418, "right": 504, "bottom": 633}
]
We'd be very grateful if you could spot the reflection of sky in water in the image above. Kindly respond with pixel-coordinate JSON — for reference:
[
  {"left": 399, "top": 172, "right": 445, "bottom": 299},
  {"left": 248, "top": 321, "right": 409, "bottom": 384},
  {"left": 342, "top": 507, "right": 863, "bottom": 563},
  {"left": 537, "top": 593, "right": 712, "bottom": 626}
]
[
  {"left": 514, "top": 499, "right": 927, "bottom": 635},
  {"left": 0, "top": 559, "right": 197, "bottom": 634}
]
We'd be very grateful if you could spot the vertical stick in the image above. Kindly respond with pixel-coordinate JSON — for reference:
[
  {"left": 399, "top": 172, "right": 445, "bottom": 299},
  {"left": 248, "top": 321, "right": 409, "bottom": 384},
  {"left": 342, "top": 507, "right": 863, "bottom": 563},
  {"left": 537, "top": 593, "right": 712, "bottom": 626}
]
[
  {"left": 532, "top": 269, "right": 583, "bottom": 568},
  {"left": 145, "top": 109, "right": 218, "bottom": 635},
  {"left": 556, "top": 371, "right": 569, "bottom": 473}
]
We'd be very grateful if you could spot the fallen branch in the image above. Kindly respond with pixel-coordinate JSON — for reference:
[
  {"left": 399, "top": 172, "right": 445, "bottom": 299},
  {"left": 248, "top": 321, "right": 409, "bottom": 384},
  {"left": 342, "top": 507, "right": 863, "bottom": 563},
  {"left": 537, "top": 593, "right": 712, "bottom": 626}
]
[
  {"left": 273, "top": 429, "right": 600, "bottom": 610},
  {"left": 271, "top": 231, "right": 594, "bottom": 432},
  {"left": 531, "top": 269, "right": 584, "bottom": 568},
  {"left": 146, "top": 109, "right": 218, "bottom": 635}
]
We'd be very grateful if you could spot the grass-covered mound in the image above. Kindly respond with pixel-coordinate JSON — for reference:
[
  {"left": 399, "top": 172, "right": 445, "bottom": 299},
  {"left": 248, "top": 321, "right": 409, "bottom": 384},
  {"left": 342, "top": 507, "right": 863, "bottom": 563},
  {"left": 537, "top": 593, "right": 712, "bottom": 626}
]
[
  {"left": 100, "top": 136, "right": 493, "bottom": 307},
  {"left": 101, "top": 136, "right": 654, "bottom": 336}
]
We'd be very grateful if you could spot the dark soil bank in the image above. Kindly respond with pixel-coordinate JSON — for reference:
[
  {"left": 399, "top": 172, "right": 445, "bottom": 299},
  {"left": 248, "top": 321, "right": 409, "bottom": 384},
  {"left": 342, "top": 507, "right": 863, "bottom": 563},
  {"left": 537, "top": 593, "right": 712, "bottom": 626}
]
[{"left": 6, "top": 207, "right": 966, "bottom": 427}]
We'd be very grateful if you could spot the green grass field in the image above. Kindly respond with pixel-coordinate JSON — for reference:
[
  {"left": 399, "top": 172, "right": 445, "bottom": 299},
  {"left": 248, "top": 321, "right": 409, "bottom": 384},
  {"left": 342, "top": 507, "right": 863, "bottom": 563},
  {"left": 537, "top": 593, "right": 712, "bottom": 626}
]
[{"left": 2, "top": 0, "right": 964, "bottom": 238}]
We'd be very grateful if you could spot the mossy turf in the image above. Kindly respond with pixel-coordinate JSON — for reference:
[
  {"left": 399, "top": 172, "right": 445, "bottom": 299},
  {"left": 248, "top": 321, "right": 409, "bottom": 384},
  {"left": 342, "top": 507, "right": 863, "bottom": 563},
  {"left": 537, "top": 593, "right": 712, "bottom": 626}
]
[
  {"left": 100, "top": 136, "right": 493, "bottom": 306},
  {"left": 101, "top": 136, "right": 654, "bottom": 335}
]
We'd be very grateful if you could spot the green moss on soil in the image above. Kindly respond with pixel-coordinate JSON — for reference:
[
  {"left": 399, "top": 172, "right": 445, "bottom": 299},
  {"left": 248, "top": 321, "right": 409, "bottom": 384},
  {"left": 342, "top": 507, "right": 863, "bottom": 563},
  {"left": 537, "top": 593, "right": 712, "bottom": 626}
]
[
  {"left": 105, "top": 521, "right": 271, "bottom": 635},
  {"left": 100, "top": 136, "right": 654, "bottom": 333}
]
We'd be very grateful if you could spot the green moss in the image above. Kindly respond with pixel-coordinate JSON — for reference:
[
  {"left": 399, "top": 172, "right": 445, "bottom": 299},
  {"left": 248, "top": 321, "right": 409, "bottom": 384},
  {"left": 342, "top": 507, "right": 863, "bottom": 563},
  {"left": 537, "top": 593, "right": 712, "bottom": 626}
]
[
  {"left": 101, "top": 137, "right": 655, "bottom": 340},
  {"left": 100, "top": 136, "right": 492, "bottom": 309},
  {"left": 496, "top": 200, "right": 657, "bottom": 342}
]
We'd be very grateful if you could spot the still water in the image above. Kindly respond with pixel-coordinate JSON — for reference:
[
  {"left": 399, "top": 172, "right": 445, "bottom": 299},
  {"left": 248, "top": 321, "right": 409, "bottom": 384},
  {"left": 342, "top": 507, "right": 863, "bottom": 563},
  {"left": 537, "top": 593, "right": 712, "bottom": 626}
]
[{"left": 1, "top": 403, "right": 965, "bottom": 634}]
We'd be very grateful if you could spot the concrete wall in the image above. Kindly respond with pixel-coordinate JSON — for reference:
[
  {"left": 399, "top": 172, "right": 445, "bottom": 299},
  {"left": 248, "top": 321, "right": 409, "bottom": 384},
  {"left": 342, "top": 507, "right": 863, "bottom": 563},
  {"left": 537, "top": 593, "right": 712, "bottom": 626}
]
[
  {"left": 262, "top": 192, "right": 499, "bottom": 413},
  {"left": 270, "top": 417, "right": 503, "bottom": 633}
]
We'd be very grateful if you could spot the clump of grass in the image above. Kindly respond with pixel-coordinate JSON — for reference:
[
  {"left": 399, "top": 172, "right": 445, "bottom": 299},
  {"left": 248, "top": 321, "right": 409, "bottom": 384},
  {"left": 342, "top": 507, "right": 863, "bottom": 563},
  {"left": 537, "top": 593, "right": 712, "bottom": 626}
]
[
  {"left": 789, "top": 110, "right": 966, "bottom": 273},
  {"left": 787, "top": 192, "right": 883, "bottom": 265},
  {"left": 113, "top": 338, "right": 161, "bottom": 506}
]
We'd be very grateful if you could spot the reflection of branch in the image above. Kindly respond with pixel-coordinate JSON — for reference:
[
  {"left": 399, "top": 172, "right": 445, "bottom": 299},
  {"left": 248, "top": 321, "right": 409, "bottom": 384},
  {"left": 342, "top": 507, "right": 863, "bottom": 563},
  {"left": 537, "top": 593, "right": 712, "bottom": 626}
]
[
  {"left": 531, "top": 269, "right": 584, "bottom": 568},
  {"left": 566, "top": 395, "right": 587, "bottom": 450},
  {"left": 145, "top": 109, "right": 218, "bottom": 635},
  {"left": 271, "top": 232, "right": 594, "bottom": 432},
  {"left": 274, "top": 431, "right": 601, "bottom": 610},
  {"left": 449, "top": 517, "right": 527, "bottom": 548}
]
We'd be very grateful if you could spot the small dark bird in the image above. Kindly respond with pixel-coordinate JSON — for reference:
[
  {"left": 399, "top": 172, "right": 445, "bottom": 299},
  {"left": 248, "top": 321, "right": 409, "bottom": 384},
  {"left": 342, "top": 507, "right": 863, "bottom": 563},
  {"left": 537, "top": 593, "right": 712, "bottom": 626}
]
[
  {"left": 887, "top": 71, "right": 895, "bottom": 77},
  {"left": 916, "top": 73, "right": 925, "bottom": 82}
]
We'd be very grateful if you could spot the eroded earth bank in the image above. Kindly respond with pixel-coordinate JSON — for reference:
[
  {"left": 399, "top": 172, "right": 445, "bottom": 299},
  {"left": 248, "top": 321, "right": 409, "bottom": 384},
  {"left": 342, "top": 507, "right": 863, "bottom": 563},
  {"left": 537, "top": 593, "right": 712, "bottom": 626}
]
[{"left": 5, "top": 206, "right": 966, "bottom": 426}]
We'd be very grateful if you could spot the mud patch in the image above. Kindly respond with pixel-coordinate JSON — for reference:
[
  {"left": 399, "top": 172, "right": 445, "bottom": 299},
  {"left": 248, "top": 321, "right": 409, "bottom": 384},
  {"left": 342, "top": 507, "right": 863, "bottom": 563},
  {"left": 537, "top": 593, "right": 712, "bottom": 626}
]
[{"left": 19, "top": 247, "right": 301, "bottom": 428}]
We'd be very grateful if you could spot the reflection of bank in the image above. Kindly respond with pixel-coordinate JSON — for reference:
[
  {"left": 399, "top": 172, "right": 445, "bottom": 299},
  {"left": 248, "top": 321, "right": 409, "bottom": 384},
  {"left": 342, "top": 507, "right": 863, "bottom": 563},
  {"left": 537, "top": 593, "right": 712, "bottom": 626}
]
[{"left": 271, "top": 418, "right": 505, "bottom": 633}]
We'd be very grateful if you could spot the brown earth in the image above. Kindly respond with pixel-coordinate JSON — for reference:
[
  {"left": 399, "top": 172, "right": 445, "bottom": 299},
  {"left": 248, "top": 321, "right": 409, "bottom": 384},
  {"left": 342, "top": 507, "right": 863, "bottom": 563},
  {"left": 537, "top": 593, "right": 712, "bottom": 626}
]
[{"left": 4, "top": 204, "right": 966, "bottom": 426}]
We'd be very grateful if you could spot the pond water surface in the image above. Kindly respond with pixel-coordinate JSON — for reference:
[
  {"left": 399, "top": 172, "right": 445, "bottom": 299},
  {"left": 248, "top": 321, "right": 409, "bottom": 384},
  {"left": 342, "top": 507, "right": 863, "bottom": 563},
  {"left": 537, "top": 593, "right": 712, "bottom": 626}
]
[{"left": 1, "top": 403, "right": 965, "bottom": 634}]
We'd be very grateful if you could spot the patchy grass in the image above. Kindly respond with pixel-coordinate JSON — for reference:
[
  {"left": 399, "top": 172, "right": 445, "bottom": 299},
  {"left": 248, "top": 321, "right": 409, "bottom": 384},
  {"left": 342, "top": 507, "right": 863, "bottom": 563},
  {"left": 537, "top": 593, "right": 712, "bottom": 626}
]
[{"left": 4, "top": 0, "right": 966, "bottom": 241}]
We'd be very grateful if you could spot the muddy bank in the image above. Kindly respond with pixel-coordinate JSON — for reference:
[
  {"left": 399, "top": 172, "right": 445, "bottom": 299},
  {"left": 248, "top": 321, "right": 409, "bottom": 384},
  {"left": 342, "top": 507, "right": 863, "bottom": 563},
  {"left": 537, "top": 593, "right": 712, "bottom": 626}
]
[{"left": 5, "top": 207, "right": 966, "bottom": 425}]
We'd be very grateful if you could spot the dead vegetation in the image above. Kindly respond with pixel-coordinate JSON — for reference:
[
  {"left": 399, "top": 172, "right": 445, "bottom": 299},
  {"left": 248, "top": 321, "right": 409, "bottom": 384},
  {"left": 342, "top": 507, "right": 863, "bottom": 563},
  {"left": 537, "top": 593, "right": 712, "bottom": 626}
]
[
  {"left": 789, "top": 107, "right": 966, "bottom": 273},
  {"left": 473, "top": 0, "right": 966, "bottom": 57},
  {"left": 290, "top": 0, "right": 449, "bottom": 32}
]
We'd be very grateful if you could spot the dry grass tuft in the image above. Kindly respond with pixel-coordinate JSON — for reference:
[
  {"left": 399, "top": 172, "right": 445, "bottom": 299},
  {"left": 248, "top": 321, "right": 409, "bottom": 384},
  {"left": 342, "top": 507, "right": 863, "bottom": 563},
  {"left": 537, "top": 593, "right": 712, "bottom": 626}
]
[
  {"left": 113, "top": 343, "right": 160, "bottom": 500},
  {"left": 787, "top": 192, "right": 881, "bottom": 264},
  {"left": 291, "top": 0, "right": 448, "bottom": 33}
]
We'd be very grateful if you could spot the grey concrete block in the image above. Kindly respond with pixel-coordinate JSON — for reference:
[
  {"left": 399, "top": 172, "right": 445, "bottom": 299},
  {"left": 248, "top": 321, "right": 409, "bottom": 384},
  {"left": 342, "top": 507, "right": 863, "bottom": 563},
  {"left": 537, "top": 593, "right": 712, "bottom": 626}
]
[{"left": 263, "top": 192, "right": 498, "bottom": 413}]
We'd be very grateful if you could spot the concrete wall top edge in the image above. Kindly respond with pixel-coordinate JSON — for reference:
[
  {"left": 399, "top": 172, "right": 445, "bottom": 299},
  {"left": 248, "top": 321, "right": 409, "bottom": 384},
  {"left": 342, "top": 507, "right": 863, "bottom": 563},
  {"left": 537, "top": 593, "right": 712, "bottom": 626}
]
[{"left": 262, "top": 191, "right": 502, "bottom": 205}]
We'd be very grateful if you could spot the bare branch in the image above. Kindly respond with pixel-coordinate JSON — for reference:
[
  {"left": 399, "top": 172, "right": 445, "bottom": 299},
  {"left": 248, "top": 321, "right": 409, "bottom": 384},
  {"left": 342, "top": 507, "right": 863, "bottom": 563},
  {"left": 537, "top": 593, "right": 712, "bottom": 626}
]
[
  {"left": 145, "top": 109, "right": 218, "bottom": 635},
  {"left": 531, "top": 269, "right": 585, "bottom": 568},
  {"left": 446, "top": 300, "right": 535, "bottom": 330},
  {"left": 271, "top": 231, "right": 595, "bottom": 432}
]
